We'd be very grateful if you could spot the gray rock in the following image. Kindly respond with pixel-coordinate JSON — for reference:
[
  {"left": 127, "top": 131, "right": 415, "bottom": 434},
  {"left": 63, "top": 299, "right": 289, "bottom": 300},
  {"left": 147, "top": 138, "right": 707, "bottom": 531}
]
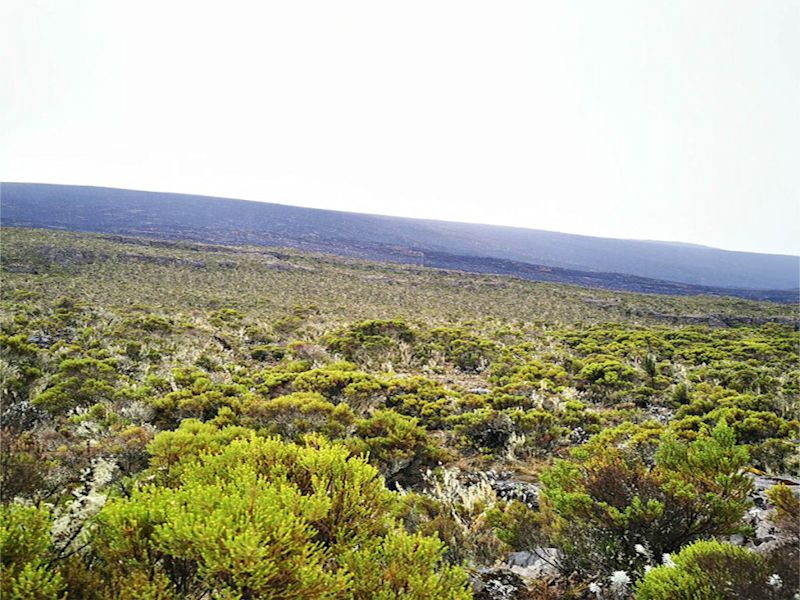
[
  {"left": 27, "top": 333, "right": 53, "bottom": 348},
  {"left": 478, "top": 469, "right": 540, "bottom": 508},
  {"left": 743, "top": 473, "right": 800, "bottom": 550},
  {"left": 468, "top": 387, "right": 492, "bottom": 395},
  {"left": 728, "top": 534, "right": 745, "bottom": 546},
  {"left": 506, "top": 548, "right": 561, "bottom": 579},
  {"left": 507, "top": 552, "right": 536, "bottom": 568},
  {"left": 753, "top": 535, "right": 776, "bottom": 547}
]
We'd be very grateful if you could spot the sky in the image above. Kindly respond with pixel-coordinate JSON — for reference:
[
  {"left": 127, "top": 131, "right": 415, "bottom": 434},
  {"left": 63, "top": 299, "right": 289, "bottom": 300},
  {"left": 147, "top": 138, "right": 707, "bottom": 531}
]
[{"left": 1, "top": 1, "right": 798, "bottom": 255}]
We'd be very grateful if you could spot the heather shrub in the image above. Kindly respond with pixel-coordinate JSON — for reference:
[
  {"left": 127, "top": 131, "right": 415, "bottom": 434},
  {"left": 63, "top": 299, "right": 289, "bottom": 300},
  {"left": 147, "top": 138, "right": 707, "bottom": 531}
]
[
  {"left": 240, "top": 391, "right": 354, "bottom": 441},
  {"left": 33, "top": 356, "right": 118, "bottom": 415},
  {"left": 635, "top": 540, "right": 773, "bottom": 600},
  {"left": 451, "top": 408, "right": 515, "bottom": 453},
  {"left": 149, "top": 370, "right": 248, "bottom": 424},
  {"left": 92, "top": 455, "right": 344, "bottom": 599},
  {"left": 762, "top": 484, "right": 800, "bottom": 593},
  {"left": 292, "top": 365, "right": 376, "bottom": 398},
  {"left": 324, "top": 319, "right": 415, "bottom": 366},
  {"left": 488, "top": 357, "right": 569, "bottom": 389},
  {"left": 145, "top": 419, "right": 252, "bottom": 483},
  {"left": 251, "top": 343, "right": 286, "bottom": 361},
  {"left": 85, "top": 433, "right": 469, "bottom": 599},
  {"left": 0, "top": 333, "right": 41, "bottom": 409},
  {"left": 423, "top": 328, "right": 498, "bottom": 373},
  {"left": 383, "top": 376, "right": 455, "bottom": 428},
  {"left": 485, "top": 499, "right": 543, "bottom": 551},
  {"left": 340, "top": 527, "right": 471, "bottom": 599},
  {"left": 451, "top": 407, "right": 567, "bottom": 456},
  {"left": 0, "top": 503, "right": 65, "bottom": 600},
  {"left": 540, "top": 421, "right": 751, "bottom": 577},
  {"left": 349, "top": 409, "right": 447, "bottom": 487},
  {"left": 410, "top": 468, "right": 508, "bottom": 565},
  {"left": 766, "top": 483, "right": 800, "bottom": 536},
  {"left": 577, "top": 356, "right": 637, "bottom": 389},
  {"left": 0, "top": 431, "right": 53, "bottom": 502}
]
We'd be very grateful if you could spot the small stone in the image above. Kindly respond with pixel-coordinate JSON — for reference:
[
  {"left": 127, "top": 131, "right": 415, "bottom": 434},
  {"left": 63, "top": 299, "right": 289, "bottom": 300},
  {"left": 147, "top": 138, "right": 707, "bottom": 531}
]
[{"left": 728, "top": 534, "right": 745, "bottom": 545}]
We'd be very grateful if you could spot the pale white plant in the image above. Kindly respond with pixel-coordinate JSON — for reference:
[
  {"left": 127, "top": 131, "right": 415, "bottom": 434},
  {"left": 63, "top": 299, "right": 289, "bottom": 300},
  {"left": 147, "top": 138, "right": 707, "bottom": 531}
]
[
  {"left": 768, "top": 574, "right": 782, "bottom": 589},
  {"left": 504, "top": 432, "right": 527, "bottom": 461},
  {"left": 0, "top": 358, "right": 21, "bottom": 396},
  {"left": 121, "top": 400, "right": 155, "bottom": 423},
  {"left": 484, "top": 579, "right": 517, "bottom": 600},
  {"left": 528, "top": 390, "right": 546, "bottom": 410},
  {"left": 51, "top": 457, "right": 117, "bottom": 556},
  {"left": 634, "top": 542, "right": 653, "bottom": 566},
  {"left": 396, "top": 341, "right": 415, "bottom": 367},
  {"left": 608, "top": 570, "right": 631, "bottom": 598},
  {"left": 561, "top": 386, "right": 579, "bottom": 401},
  {"left": 75, "top": 419, "right": 102, "bottom": 438},
  {"left": 662, "top": 553, "right": 676, "bottom": 568},
  {"left": 423, "top": 467, "right": 497, "bottom": 527}
]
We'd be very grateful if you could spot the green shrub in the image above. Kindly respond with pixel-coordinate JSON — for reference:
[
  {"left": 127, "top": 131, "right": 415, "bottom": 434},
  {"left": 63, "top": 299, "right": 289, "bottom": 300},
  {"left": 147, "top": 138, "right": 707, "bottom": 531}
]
[
  {"left": 340, "top": 527, "right": 471, "bottom": 599},
  {"left": 209, "top": 307, "right": 244, "bottom": 326},
  {"left": 145, "top": 419, "right": 252, "bottom": 483},
  {"left": 241, "top": 391, "right": 354, "bottom": 441},
  {"left": 350, "top": 409, "right": 447, "bottom": 487},
  {"left": 488, "top": 358, "right": 569, "bottom": 389},
  {"left": 383, "top": 376, "right": 456, "bottom": 429},
  {"left": 251, "top": 343, "right": 286, "bottom": 361},
  {"left": 88, "top": 433, "right": 468, "bottom": 599},
  {"left": 422, "top": 328, "right": 498, "bottom": 373},
  {"left": 324, "top": 319, "right": 415, "bottom": 366},
  {"left": 451, "top": 408, "right": 515, "bottom": 453},
  {"left": 293, "top": 366, "right": 376, "bottom": 399},
  {"left": 635, "top": 540, "right": 770, "bottom": 600},
  {"left": 121, "top": 313, "right": 174, "bottom": 333},
  {"left": 0, "top": 432, "right": 52, "bottom": 502},
  {"left": 540, "top": 421, "right": 751, "bottom": 576},
  {"left": 149, "top": 376, "right": 248, "bottom": 424},
  {"left": 0, "top": 504, "right": 65, "bottom": 600},
  {"left": 577, "top": 356, "right": 637, "bottom": 389},
  {"left": 508, "top": 408, "right": 567, "bottom": 452},
  {"left": 0, "top": 334, "right": 41, "bottom": 405},
  {"left": 485, "top": 500, "right": 542, "bottom": 551},
  {"left": 766, "top": 484, "right": 800, "bottom": 537},
  {"left": 33, "top": 356, "right": 118, "bottom": 415}
]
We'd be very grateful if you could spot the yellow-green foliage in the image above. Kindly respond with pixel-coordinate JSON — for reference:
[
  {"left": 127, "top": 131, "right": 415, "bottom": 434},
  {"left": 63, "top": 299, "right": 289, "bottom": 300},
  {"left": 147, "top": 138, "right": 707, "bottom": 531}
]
[
  {"left": 0, "top": 333, "right": 41, "bottom": 402},
  {"left": 86, "top": 432, "right": 469, "bottom": 599},
  {"left": 383, "top": 376, "right": 456, "bottom": 428},
  {"left": 240, "top": 391, "right": 354, "bottom": 440},
  {"left": 145, "top": 419, "right": 252, "bottom": 482},
  {"left": 635, "top": 540, "right": 769, "bottom": 600},
  {"left": 33, "top": 357, "right": 118, "bottom": 415},
  {"left": 766, "top": 483, "right": 800, "bottom": 536},
  {"left": 0, "top": 504, "right": 65, "bottom": 600},
  {"left": 339, "top": 527, "right": 470, "bottom": 600},
  {"left": 350, "top": 409, "right": 448, "bottom": 487}
]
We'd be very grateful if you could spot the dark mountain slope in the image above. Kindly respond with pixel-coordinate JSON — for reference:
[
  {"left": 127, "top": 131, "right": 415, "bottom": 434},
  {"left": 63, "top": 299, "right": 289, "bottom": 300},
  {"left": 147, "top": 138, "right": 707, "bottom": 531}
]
[{"left": 2, "top": 182, "right": 798, "bottom": 292}]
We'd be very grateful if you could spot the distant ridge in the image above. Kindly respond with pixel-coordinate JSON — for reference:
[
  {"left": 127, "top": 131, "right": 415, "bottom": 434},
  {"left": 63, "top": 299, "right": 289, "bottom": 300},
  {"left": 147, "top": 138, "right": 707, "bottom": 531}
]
[{"left": 2, "top": 182, "right": 798, "bottom": 297}]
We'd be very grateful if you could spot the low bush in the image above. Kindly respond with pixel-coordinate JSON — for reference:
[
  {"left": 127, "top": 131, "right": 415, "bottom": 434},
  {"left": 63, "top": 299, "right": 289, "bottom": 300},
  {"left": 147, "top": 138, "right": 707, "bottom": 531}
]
[{"left": 635, "top": 540, "right": 773, "bottom": 600}]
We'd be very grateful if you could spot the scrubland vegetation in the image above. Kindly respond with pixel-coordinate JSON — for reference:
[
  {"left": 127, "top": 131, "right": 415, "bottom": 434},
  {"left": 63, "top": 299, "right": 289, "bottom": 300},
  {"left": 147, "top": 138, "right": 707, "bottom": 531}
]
[{"left": 1, "top": 227, "right": 798, "bottom": 599}]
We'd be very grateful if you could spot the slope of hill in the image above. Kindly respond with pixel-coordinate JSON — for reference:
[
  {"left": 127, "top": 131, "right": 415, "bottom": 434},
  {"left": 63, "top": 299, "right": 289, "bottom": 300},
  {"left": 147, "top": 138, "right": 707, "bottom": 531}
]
[
  {"left": 2, "top": 182, "right": 798, "bottom": 294},
  {"left": 2, "top": 227, "right": 799, "bottom": 598}
]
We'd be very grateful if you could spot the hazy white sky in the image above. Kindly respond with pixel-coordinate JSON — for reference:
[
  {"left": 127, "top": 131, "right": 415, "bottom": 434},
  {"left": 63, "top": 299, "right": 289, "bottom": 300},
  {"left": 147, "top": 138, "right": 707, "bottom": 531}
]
[{"left": 2, "top": 1, "right": 798, "bottom": 254}]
